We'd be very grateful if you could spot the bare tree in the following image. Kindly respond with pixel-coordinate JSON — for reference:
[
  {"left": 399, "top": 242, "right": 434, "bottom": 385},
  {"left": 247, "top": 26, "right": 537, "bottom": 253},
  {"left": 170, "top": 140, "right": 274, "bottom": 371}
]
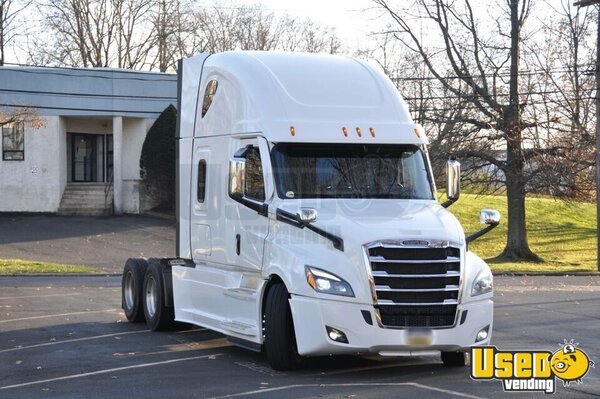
[
  {"left": 373, "top": 0, "right": 544, "bottom": 261},
  {"left": 33, "top": 0, "right": 156, "bottom": 68},
  {"left": 188, "top": 2, "right": 342, "bottom": 56},
  {"left": 524, "top": 0, "right": 596, "bottom": 200},
  {"left": 1, "top": 105, "right": 43, "bottom": 126},
  {"left": 0, "top": 0, "right": 31, "bottom": 65}
]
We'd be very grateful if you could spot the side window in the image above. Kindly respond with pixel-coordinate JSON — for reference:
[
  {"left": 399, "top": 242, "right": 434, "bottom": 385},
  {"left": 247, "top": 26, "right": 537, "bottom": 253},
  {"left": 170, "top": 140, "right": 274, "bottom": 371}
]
[
  {"left": 244, "top": 147, "right": 265, "bottom": 202},
  {"left": 201, "top": 80, "right": 218, "bottom": 118},
  {"left": 197, "top": 160, "right": 206, "bottom": 203},
  {"left": 2, "top": 122, "right": 24, "bottom": 161}
]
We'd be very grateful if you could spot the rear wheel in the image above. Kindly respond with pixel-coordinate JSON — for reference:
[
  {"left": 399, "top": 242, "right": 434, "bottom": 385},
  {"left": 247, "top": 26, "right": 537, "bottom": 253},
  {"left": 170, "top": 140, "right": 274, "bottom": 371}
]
[
  {"left": 441, "top": 351, "right": 469, "bottom": 367},
  {"left": 143, "top": 262, "right": 175, "bottom": 331},
  {"left": 264, "top": 283, "right": 302, "bottom": 370},
  {"left": 122, "top": 258, "right": 148, "bottom": 323}
]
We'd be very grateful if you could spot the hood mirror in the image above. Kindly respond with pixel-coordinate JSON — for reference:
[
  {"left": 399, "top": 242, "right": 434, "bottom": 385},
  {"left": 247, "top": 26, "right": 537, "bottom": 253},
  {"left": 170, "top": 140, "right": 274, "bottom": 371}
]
[
  {"left": 297, "top": 208, "right": 318, "bottom": 224},
  {"left": 467, "top": 209, "right": 501, "bottom": 243},
  {"left": 480, "top": 209, "right": 501, "bottom": 225}
]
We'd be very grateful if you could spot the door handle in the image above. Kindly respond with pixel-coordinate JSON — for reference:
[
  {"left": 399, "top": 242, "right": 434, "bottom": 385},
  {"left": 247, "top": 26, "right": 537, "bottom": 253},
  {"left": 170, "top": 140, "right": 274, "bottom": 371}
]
[{"left": 235, "top": 234, "right": 241, "bottom": 256}]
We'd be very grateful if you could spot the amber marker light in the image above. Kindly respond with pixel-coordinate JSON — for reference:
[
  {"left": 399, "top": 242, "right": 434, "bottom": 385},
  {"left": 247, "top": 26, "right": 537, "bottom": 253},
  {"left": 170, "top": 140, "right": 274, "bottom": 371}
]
[
  {"left": 356, "top": 127, "right": 362, "bottom": 137},
  {"left": 290, "top": 126, "right": 296, "bottom": 136},
  {"left": 414, "top": 127, "right": 422, "bottom": 138},
  {"left": 369, "top": 127, "right": 376, "bottom": 137},
  {"left": 342, "top": 127, "right": 348, "bottom": 137}
]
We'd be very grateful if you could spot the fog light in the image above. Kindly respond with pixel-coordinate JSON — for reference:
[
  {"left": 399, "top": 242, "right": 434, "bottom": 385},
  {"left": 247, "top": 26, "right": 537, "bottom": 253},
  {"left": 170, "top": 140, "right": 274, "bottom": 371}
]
[
  {"left": 326, "top": 326, "right": 349, "bottom": 344},
  {"left": 476, "top": 326, "right": 489, "bottom": 342}
]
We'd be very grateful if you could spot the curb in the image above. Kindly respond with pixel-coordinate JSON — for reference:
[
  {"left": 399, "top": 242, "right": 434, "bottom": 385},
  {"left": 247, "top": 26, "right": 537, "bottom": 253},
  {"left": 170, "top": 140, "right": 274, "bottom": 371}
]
[{"left": 142, "top": 211, "right": 176, "bottom": 221}]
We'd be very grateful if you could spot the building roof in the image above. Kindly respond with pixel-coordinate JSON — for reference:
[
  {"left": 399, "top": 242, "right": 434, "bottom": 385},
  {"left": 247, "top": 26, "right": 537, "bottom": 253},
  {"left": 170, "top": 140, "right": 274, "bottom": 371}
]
[{"left": 0, "top": 65, "right": 177, "bottom": 118}]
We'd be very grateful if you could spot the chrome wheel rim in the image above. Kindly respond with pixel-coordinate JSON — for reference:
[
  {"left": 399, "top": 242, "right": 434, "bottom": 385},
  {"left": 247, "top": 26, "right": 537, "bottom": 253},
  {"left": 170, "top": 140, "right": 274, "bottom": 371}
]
[
  {"left": 145, "top": 276, "right": 157, "bottom": 318},
  {"left": 124, "top": 271, "right": 135, "bottom": 310}
]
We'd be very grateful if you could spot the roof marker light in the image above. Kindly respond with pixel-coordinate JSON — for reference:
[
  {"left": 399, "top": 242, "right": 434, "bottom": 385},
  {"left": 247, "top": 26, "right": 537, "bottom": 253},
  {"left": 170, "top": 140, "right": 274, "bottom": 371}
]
[
  {"left": 356, "top": 127, "right": 362, "bottom": 137},
  {"left": 290, "top": 126, "right": 296, "bottom": 136},
  {"left": 342, "top": 127, "right": 348, "bottom": 137},
  {"left": 414, "top": 127, "right": 422, "bottom": 138},
  {"left": 369, "top": 127, "right": 376, "bottom": 137}
]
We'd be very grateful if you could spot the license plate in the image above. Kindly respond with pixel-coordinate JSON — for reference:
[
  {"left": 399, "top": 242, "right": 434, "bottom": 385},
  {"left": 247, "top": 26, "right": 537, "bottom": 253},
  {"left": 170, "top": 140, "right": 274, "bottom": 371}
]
[{"left": 406, "top": 329, "right": 433, "bottom": 346}]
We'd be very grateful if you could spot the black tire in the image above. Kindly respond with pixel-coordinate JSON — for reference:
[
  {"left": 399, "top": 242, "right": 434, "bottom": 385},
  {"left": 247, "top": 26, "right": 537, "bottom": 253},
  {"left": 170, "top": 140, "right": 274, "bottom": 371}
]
[
  {"left": 441, "top": 351, "right": 469, "bottom": 367},
  {"left": 264, "top": 283, "right": 302, "bottom": 370},
  {"left": 142, "top": 261, "right": 175, "bottom": 331},
  {"left": 122, "top": 258, "right": 148, "bottom": 323}
]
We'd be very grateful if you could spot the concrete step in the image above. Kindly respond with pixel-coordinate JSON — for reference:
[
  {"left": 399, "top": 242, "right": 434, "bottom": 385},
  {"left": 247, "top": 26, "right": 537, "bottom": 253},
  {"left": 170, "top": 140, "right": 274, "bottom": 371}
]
[
  {"left": 59, "top": 183, "right": 114, "bottom": 216},
  {"left": 61, "top": 193, "right": 111, "bottom": 200}
]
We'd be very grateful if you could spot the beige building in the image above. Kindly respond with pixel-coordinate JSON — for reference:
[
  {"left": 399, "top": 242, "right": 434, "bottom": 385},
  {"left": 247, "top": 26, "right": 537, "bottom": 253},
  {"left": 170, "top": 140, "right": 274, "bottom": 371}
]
[{"left": 0, "top": 66, "right": 177, "bottom": 215}]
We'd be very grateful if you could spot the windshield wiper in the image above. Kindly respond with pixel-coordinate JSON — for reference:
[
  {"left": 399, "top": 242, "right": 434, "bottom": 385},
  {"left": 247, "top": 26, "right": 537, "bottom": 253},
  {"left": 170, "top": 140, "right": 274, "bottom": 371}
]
[{"left": 275, "top": 208, "right": 344, "bottom": 252}]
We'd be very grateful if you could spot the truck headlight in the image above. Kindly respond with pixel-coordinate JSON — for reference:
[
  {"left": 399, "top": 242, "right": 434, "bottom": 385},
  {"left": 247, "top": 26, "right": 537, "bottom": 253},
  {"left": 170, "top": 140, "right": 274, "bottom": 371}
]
[
  {"left": 471, "top": 269, "right": 493, "bottom": 297},
  {"left": 305, "top": 266, "right": 354, "bottom": 297}
]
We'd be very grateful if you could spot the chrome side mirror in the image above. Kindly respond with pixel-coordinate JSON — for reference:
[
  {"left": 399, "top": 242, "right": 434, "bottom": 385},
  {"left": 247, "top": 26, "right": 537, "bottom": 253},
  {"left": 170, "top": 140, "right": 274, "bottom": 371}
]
[
  {"left": 228, "top": 158, "right": 246, "bottom": 197},
  {"left": 480, "top": 209, "right": 501, "bottom": 225},
  {"left": 442, "top": 159, "right": 460, "bottom": 208},
  {"left": 297, "top": 208, "right": 318, "bottom": 224},
  {"left": 467, "top": 209, "right": 501, "bottom": 243}
]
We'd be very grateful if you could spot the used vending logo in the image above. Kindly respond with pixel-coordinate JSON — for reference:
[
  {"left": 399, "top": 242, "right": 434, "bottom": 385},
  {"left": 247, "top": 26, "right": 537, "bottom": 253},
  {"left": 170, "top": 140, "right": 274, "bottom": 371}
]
[{"left": 471, "top": 341, "right": 594, "bottom": 394}]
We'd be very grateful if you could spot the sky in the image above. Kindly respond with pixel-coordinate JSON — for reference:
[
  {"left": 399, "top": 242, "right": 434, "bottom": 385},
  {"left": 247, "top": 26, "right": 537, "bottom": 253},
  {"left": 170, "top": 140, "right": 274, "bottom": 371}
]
[
  {"left": 4, "top": 0, "right": 380, "bottom": 65},
  {"left": 3, "top": 0, "right": 584, "bottom": 66},
  {"left": 249, "top": 0, "right": 380, "bottom": 47}
]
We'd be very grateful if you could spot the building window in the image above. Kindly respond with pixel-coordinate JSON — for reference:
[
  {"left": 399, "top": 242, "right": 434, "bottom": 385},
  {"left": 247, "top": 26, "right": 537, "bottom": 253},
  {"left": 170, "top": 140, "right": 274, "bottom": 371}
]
[{"left": 2, "top": 122, "right": 25, "bottom": 161}]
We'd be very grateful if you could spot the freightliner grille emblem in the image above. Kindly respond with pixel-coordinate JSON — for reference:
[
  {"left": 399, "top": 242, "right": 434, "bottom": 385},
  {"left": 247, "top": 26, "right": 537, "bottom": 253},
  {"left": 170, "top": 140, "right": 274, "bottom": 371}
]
[{"left": 401, "top": 240, "right": 430, "bottom": 246}]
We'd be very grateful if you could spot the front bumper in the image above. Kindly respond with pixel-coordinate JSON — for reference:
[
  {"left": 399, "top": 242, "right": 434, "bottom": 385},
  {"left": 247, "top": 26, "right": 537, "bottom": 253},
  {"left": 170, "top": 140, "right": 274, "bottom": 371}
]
[{"left": 289, "top": 295, "right": 493, "bottom": 356}]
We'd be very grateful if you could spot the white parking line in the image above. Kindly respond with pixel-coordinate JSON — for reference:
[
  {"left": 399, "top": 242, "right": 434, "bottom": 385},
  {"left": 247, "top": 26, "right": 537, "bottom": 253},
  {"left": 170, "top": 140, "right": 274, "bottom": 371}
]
[
  {"left": 0, "top": 353, "right": 223, "bottom": 391},
  {"left": 0, "top": 309, "right": 119, "bottom": 323},
  {"left": 208, "top": 382, "right": 484, "bottom": 399},
  {"left": 0, "top": 293, "right": 81, "bottom": 300},
  {"left": 0, "top": 329, "right": 151, "bottom": 353}
]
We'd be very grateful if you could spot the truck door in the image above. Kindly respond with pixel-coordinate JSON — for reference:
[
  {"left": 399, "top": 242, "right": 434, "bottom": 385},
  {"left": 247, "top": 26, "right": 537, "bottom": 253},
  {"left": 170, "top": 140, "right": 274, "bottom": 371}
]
[
  {"left": 190, "top": 146, "right": 211, "bottom": 260},
  {"left": 226, "top": 137, "right": 271, "bottom": 271}
]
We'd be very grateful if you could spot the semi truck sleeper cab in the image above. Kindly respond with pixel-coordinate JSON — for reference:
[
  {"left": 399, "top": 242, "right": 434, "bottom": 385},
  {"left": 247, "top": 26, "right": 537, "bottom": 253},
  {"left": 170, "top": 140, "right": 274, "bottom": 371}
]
[{"left": 121, "top": 51, "right": 500, "bottom": 370}]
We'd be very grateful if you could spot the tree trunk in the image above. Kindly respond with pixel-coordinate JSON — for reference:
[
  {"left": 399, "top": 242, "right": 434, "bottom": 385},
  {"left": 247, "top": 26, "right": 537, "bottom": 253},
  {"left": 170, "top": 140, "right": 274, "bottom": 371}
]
[
  {"left": 498, "top": 0, "right": 539, "bottom": 261},
  {"left": 500, "top": 139, "right": 540, "bottom": 260}
]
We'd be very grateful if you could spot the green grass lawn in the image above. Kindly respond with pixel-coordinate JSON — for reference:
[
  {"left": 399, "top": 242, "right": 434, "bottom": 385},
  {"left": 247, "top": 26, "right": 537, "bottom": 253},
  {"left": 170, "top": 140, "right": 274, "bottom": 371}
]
[
  {"left": 0, "top": 259, "right": 97, "bottom": 275},
  {"left": 447, "top": 193, "right": 598, "bottom": 274},
  {"left": 0, "top": 194, "right": 595, "bottom": 275}
]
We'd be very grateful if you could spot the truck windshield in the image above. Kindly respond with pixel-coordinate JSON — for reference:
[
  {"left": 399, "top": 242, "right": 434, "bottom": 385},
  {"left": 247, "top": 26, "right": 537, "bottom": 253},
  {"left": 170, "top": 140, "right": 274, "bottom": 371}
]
[{"left": 271, "top": 144, "right": 434, "bottom": 199}]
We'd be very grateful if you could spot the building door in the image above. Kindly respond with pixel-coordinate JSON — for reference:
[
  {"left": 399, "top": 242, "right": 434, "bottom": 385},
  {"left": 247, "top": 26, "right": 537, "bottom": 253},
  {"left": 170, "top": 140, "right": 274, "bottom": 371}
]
[{"left": 70, "top": 133, "right": 105, "bottom": 182}]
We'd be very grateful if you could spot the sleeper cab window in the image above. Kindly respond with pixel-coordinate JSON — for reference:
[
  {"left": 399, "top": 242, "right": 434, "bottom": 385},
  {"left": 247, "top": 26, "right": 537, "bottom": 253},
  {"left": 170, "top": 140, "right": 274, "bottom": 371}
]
[
  {"left": 2, "top": 122, "right": 25, "bottom": 161},
  {"left": 245, "top": 147, "right": 265, "bottom": 202},
  {"left": 197, "top": 160, "right": 207, "bottom": 203},
  {"left": 201, "top": 79, "right": 218, "bottom": 118}
]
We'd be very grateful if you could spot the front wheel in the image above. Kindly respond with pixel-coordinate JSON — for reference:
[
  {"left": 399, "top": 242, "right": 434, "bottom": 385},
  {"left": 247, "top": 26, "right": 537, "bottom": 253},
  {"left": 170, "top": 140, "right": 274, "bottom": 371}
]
[
  {"left": 441, "top": 351, "right": 469, "bottom": 367},
  {"left": 264, "top": 283, "right": 302, "bottom": 370},
  {"left": 142, "top": 262, "right": 174, "bottom": 331}
]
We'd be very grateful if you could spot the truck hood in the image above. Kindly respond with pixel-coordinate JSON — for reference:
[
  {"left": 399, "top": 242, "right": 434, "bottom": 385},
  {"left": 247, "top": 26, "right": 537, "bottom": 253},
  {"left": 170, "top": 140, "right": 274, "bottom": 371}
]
[{"left": 277, "top": 199, "right": 465, "bottom": 247}]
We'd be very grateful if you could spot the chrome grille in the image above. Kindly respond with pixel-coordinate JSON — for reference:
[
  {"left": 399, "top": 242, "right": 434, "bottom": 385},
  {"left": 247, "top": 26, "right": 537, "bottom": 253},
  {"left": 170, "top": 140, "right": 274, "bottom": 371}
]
[{"left": 368, "top": 242, "right": 460, "bottom": 328}]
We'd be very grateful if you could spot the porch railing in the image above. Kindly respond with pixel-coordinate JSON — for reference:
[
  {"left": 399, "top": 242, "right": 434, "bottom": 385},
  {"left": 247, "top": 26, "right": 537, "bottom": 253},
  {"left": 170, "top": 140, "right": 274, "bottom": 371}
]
[{"left": 104, "top": 170, "right": 114, "bottom": 212}]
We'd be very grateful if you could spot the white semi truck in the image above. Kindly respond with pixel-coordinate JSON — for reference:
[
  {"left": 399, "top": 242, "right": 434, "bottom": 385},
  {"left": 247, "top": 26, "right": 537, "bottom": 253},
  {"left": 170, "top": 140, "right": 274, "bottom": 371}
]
[{"left": 121, "top": 51, "right": 500, "bottom": 370}]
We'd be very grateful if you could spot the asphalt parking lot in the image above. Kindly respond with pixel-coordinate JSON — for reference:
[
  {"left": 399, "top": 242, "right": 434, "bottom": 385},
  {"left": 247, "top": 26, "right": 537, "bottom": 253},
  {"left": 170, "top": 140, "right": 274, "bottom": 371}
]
[
  {"left": 0, "top": 275, "right": 598, "bottom": 399},
  {"left": 0, "top": 214, "right": 175, "bottom": 273}
]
